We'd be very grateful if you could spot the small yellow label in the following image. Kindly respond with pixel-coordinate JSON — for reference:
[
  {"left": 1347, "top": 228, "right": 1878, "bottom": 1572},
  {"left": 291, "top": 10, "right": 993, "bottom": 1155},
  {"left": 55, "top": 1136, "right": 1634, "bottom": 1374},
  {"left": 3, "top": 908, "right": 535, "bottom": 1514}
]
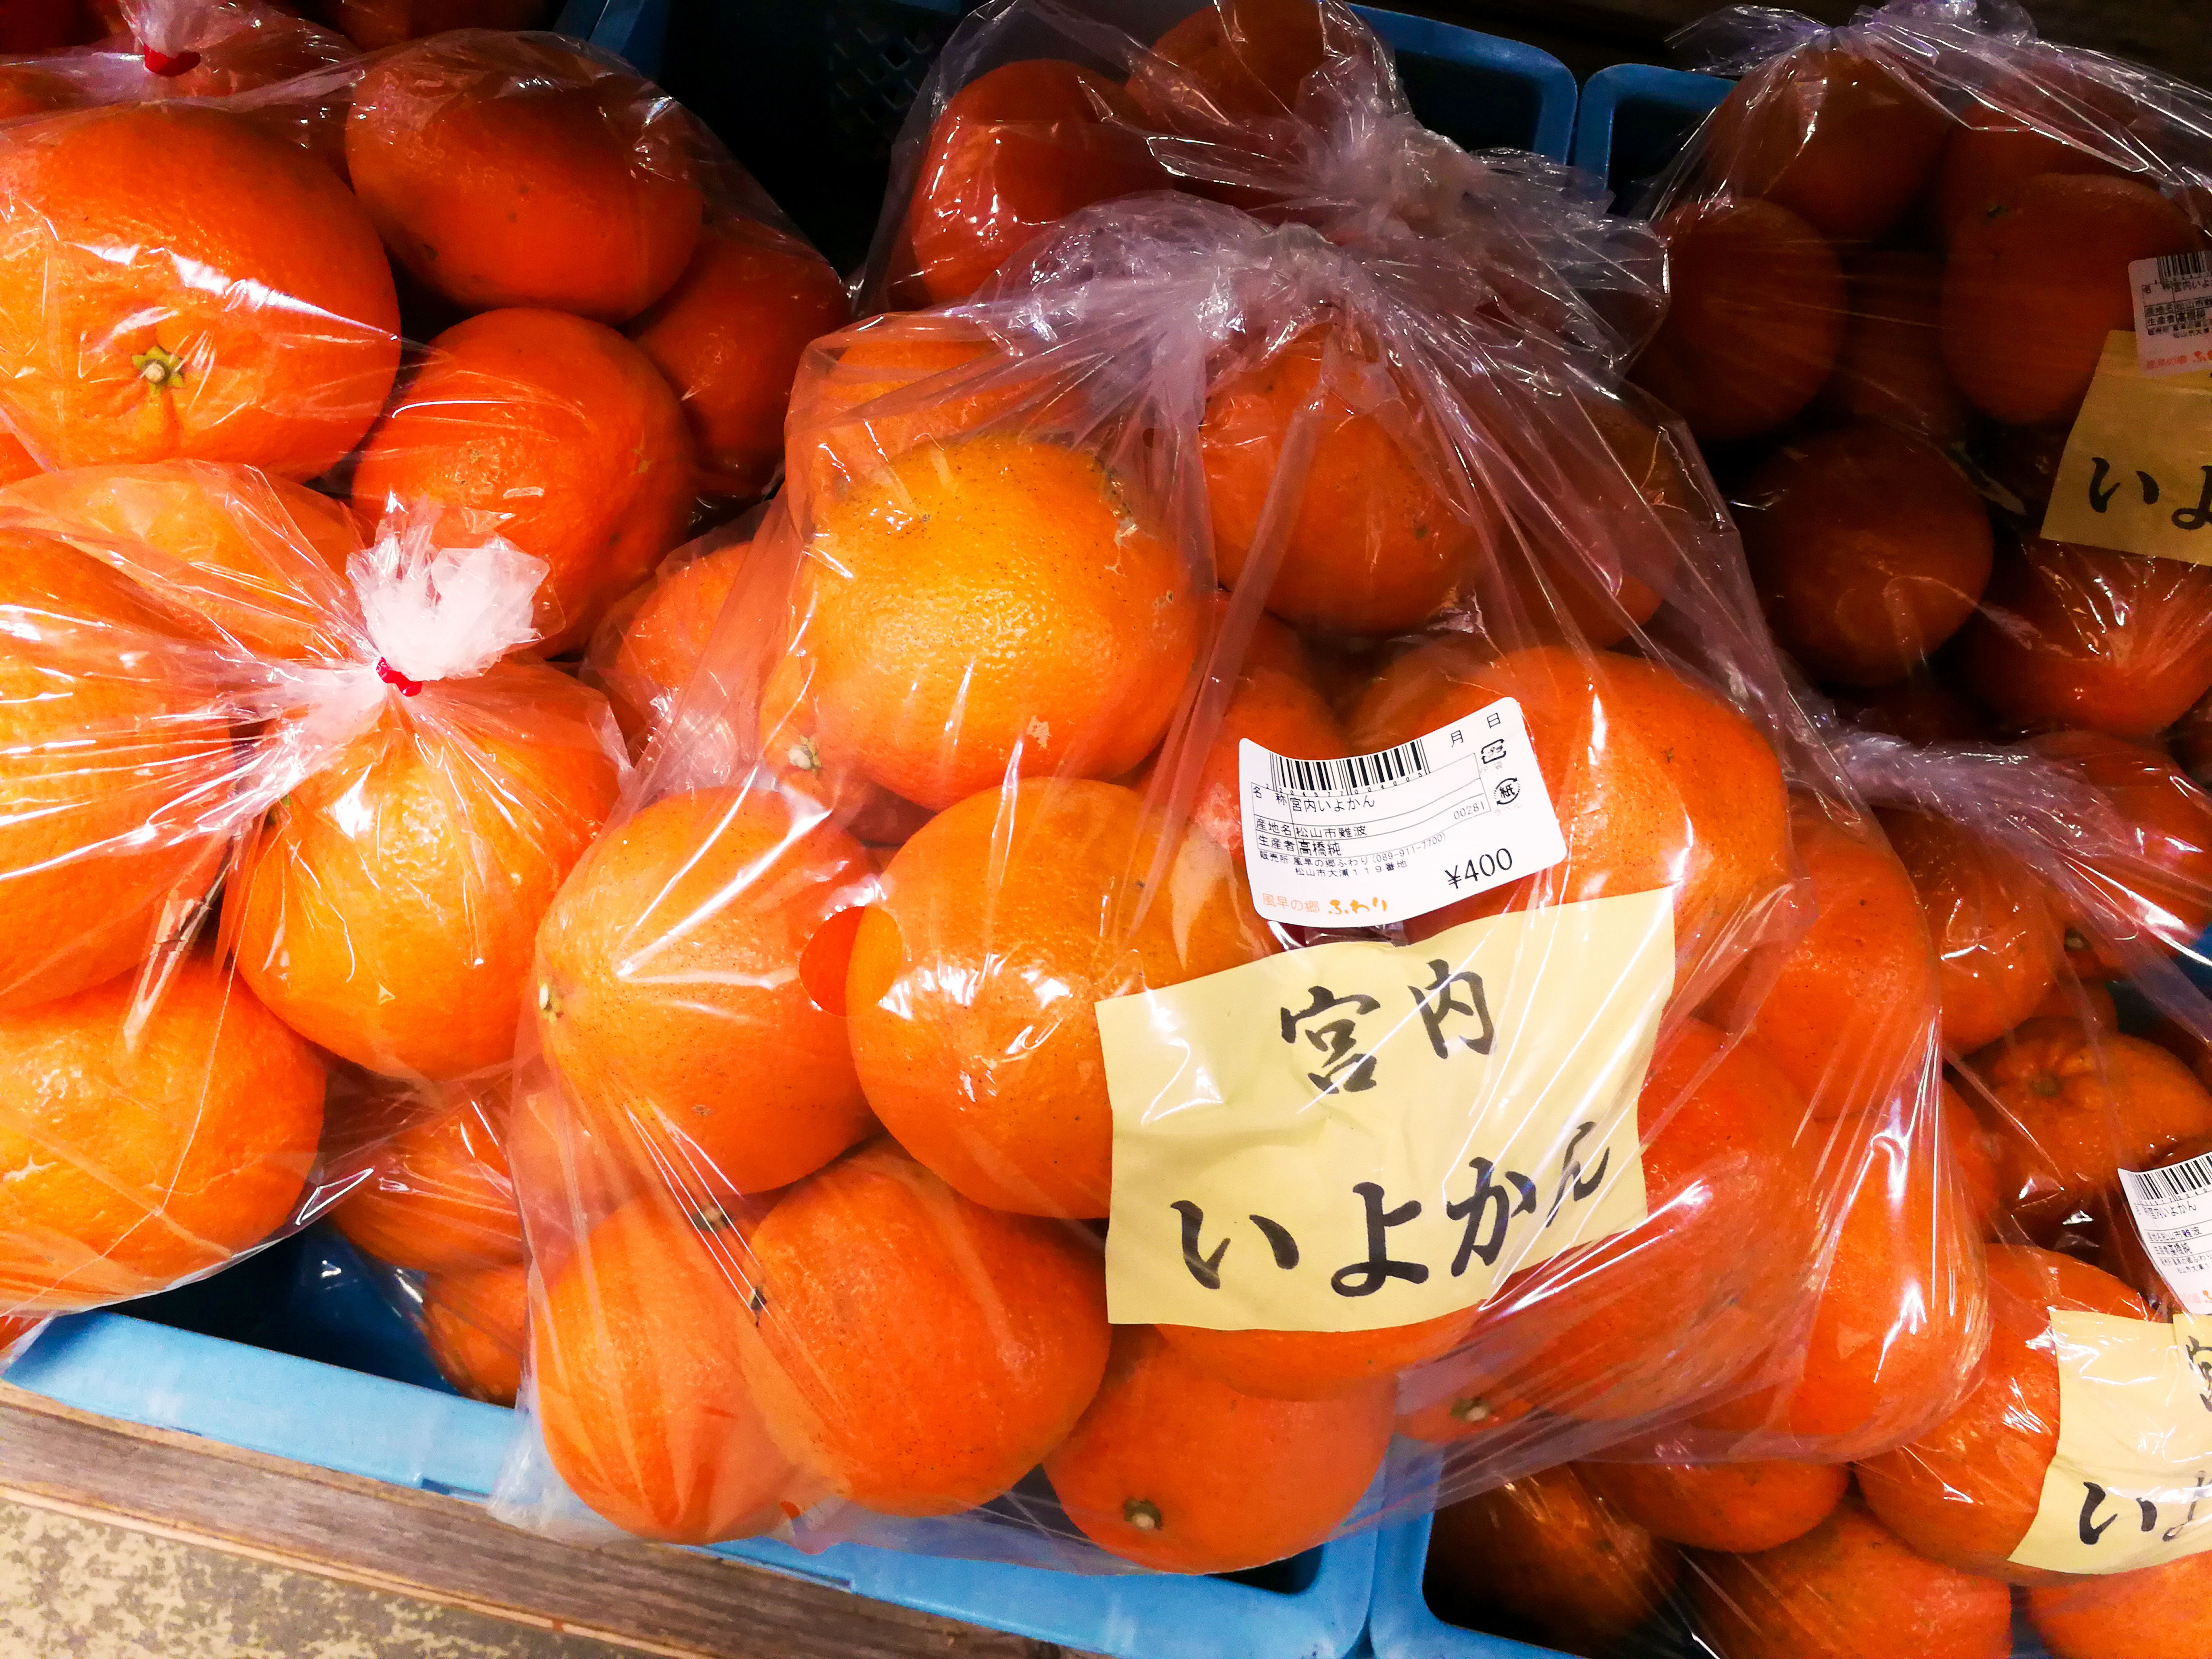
[
  {"left": 2011, "top": 1309, "right": 2212, "bottom": 1575},
  {"left": 2040, "top": 331, "right": 2212, "bottom": 565},
  {"left": 1098, "top": 889, "right": 1669, "bottom": 1332}
]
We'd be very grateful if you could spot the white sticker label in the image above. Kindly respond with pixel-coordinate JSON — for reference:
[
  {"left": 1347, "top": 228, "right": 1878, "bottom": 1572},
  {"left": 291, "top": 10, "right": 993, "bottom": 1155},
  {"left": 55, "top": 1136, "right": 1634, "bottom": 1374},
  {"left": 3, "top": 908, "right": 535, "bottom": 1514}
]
[
  {"left": 2129, "top": 254, "right": 2212, "bottom": 377},
  {"left": 2120, "top": 1153, "right": 2212, "bottom": 1315},
  {"left": 1237, "top": 696, "right": 1567, "bottom": 928}
]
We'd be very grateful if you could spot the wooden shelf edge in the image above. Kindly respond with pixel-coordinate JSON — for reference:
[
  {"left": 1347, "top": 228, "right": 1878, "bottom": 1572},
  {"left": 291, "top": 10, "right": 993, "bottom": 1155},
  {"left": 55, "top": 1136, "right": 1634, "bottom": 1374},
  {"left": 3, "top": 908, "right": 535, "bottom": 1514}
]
[{"left": 0, "top": 1383, "right": 1070, "bottom": 1659}]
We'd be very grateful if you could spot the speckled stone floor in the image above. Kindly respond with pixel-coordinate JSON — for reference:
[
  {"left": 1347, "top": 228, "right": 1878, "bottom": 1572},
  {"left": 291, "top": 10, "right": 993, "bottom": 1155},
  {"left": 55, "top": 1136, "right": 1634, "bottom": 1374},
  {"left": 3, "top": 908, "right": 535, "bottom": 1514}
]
[{"left": 0, "top": 1498, "right": 638, "bottom": 1659}]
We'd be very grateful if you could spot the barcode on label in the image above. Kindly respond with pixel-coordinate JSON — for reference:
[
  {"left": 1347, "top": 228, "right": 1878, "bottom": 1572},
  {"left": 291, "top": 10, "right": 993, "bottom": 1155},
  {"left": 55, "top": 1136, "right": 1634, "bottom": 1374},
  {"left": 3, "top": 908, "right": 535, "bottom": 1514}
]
[
  {"left": 1268, "top": 738, "right": 1430, "bottom": 795},
  {"left": 2123, "top": 1154, "right": 2212, "bottom": 1202},
  {"left": 2156, "top": 251, "right": 2212, "bottom": 286}
]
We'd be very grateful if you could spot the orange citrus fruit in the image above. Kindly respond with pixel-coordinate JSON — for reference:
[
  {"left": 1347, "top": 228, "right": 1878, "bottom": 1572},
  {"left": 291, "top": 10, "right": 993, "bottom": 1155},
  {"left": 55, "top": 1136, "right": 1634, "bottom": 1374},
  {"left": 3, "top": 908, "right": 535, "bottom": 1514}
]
[
  {"left": 801, "top": 434, "right": 1201, "bottom": 810},
  {"left": 0, "top": 102, "right": 400, "bottom": 478},
  {"left": 0, "top": 953, "right": 325, "bottom": 1312},
  {"left": 742, "top": 1144, "right": 1112, "bottom": 1517},
  {"left": 0, "top": 528, "right": 233, "bottom": 1010},
  {"left": 846, "top": 779, "right": 1272, "bottom": 1217},
  {"left": 0, "top": 460, "right": 359, "bottom": 659},
  {"left": 536, "top": 786, "right": 879, "bottom": 1196},
  {"left": 535, "top": 1195, "right": 802, "bottom": 1543},
  {"left": 345, "top": 32, "right": 701, "bottom": 322},
  {"left": 1044, "top": 1325, "right": 1392, "bottom": 1573},
  {"left": 228, "top": 662, "right": 621, "bottom": 1080},
  {"left": 350, "top": 307, "right": 696, "bottom": 656}
]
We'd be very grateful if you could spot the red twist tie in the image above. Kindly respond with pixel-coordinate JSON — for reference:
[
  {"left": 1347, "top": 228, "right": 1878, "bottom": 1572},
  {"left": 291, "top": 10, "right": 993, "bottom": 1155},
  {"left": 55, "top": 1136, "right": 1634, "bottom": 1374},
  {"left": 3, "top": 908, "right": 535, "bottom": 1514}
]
[
  {"left": 141, "top": 48, "right": 201, "bottom": 76},
  {"left": 374, "top": 658, "right": 423, "bottom": 697}
]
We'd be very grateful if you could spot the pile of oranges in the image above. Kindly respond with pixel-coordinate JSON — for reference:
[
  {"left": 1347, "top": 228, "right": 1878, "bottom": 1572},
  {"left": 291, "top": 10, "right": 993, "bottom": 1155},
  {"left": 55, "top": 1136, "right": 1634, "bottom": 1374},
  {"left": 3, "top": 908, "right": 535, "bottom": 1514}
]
[{"left": 0, "top": 1, "right": 2209, "bottom": 1654}]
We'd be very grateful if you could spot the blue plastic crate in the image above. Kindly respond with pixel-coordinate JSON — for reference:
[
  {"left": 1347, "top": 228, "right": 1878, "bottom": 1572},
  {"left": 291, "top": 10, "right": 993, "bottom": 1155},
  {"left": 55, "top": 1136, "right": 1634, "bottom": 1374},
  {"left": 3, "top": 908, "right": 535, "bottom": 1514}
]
[
  {"left": 553, "top": 0, "right": 667, "bottom": 76},
  {"left": 7, "top": 1287, "right": 1375, "bottom": 1659},
  {"left": 667, "top": 0, "right": 1573, "bottom": 270},
  {"left": 1571, "top": 62, "right": 1730, "bottom": 206}
]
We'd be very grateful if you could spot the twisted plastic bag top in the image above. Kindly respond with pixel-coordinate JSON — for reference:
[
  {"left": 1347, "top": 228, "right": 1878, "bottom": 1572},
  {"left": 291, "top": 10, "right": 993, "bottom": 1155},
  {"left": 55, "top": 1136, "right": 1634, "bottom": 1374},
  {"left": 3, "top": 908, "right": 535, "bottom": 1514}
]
[
  {"left": 0, "top": 0, "right": 354, "bottom": 103},
  {"left": 0, "top": 469, "right": 622, "bottom": 1315}
]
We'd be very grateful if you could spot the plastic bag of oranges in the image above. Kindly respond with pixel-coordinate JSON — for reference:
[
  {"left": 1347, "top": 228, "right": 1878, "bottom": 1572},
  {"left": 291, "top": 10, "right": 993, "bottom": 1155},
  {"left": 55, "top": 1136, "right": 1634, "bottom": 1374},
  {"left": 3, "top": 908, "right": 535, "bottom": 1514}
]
[
  {"left": 485, "top": 180, "right": 1957, "bottom": 1571},
  {"left": 1799, "top": 723, "right": 2212, "bottom": 1602},
  {"left": 0, "top": 467, "right": 626, "bottom": 1314},
  {"left": 1632, "top": 0, "right": 2212, "bottom": 751}
]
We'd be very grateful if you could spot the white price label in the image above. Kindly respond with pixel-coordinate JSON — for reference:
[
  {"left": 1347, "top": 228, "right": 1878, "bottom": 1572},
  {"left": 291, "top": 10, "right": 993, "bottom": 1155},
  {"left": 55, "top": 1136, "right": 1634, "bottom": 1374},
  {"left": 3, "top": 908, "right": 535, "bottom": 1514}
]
[
  {"left": 2119, "top": 1152, "right": 2212, "bottom": 1315},
  {"left": 1237, "top": 696, "right": 1566, "bottom": 928},
  {"left": 2129, "top": 253, "right": 2212, "bottom": 378}
]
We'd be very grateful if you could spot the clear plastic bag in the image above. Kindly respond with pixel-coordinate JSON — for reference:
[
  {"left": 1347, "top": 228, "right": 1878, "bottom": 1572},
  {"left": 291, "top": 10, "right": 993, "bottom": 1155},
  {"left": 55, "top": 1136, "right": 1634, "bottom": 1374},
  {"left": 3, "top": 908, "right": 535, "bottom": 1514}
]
[
  {"left": 1634, "top": 0, "right": 2212, "bottom": 750},
  {"left": 493, "top": 173, "right": 1977, "bottom": 1574},
  {"left": 0, "top": 27, "right": 847, "bottom": 1317},
  {"left": 1425, "top": 723, "right": 2212, "bottom": 1659},
  {"left": 0, "top": 469, "right": 621, "bottom": 1313},
  {"left": 1817, "top": 726, "right": 2212, "bottom": 1594}
]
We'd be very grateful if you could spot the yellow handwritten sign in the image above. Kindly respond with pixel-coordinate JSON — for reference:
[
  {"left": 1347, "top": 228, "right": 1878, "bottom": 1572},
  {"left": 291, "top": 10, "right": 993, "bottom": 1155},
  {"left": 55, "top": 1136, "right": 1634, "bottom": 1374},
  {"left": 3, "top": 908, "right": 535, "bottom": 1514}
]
[
  {"left": 2012, "top": 1310, "right": 2212, "bottom": 1575},
  {"left": 1098, "top": 889, "right": 1669, "bottom": 1332},
  {"left": 2042, "top": 331, "right": 2212, "bottom": 565}
]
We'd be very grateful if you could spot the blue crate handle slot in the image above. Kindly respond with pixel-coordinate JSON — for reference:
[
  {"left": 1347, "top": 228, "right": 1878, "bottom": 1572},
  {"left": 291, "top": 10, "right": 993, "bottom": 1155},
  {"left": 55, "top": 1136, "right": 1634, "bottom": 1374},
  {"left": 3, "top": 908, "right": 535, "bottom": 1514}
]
[
  {"left": 1367, "top": 1508, "right": 1574, "bottom": 1658},
  {"left": 1352, "top": 7, "right": 1573, "bottom": 162},
  {"left": 1571, "top": 62, "right": 1731, "bottom": 200}
]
